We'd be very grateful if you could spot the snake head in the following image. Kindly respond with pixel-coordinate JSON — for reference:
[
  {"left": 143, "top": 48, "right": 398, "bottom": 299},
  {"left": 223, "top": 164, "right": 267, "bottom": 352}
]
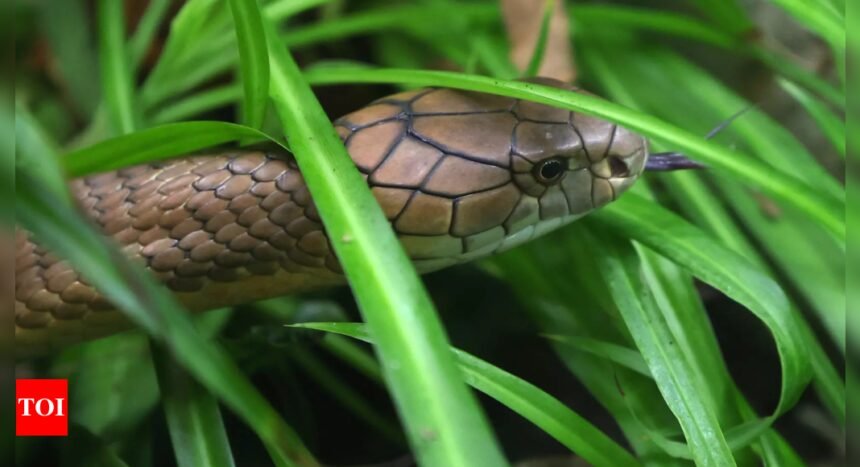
[{"left": 334, "top": 78, "right": 648, "bottom": 271}]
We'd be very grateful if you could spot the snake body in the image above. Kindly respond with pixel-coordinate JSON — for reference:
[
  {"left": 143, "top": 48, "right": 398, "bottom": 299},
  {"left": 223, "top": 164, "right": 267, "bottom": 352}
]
[{"left": 15, "top": 79, "right": 648, "bottom": 356}]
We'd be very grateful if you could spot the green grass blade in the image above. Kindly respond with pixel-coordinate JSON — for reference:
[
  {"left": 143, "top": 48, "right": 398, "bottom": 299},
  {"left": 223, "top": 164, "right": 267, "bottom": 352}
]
[
  {"left": 97, "top": 0, "right": 139, "bottom": 134},
  {"left": 129, "top": 0, "right": 172, "bottom": 69},
  {"left": 149, "top": 85, "right": 242, "bottom": 124},
  {"left": 264, "top": 0, "right": 333, "bottom": 20},
  {"left": 583, "top": 227, "right": 735, "bottom": 466},
  {"left": 779, "top": 78, "right": 846, "bottom": 157},
  {"left": 767, "top": 0, "right": 845, "bottom": 50},
  {"left": 595, "top": 194, "right": 813, "bottom": 416},
  {"left": 37, "top": 0, "right": 100, "bottom": 118},
  {"left": 570, "top": 5, "right": 843, "bottom": 108},
  {"left": 15, "top": 106, "right": 70, "bottom": 202},
  {"left": 546, "top": 336, "right": 651, "bottom": 376},
  {"left": 228, "top": 0, "right": 269, "bottom": 130},
  {"left": 582, "top": 44, "right": 845, "bottom": 422},
  {"left": 279, "top": 4, "right": 498, "bottom": 50},
  {"left": 302, "top": 66, "right": 845, "bottom": 239},
  {"left": 685, "top": 0, "right": 753, "bottom": 34},
  {"left": 288, "top": 345, "right": 404, "bottom": 444},
  {"left": 490, "top": 241, "right": 688, "bottom": 461},
  {"left": 320, "top": 334, "right": 385, "bottom": 384},
  {"left": 153, "top": 345, "right": 237, "bottom": 467},
  {"left": 263, "top": 16, "right": 508, "bottom": 467},
  {"left": 522, "top": 0, "right": 554, "bottom": 77},
  {"left": 294, "top": 323, "right": 641, "bottom": 467},
  {"left": 58, "top": 335, "right": 160, "bottom": 440},
  {"left": 571, "top": 5, "right": 740, "bottom": 49},
  {"left": 64, "top": 121, "right": 284, "bottom": 177}
]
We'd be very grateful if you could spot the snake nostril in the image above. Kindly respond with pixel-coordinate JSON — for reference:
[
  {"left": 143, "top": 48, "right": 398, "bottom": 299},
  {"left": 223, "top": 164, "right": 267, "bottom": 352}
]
[{"left": 608, "top": 156, "right": 629, "bottom": 177}]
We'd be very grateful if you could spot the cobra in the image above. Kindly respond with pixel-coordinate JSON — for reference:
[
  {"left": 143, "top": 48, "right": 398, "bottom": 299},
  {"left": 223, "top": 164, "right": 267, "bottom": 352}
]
[{"left": 15, "top": 78, "right": 695, "bottom": 356}]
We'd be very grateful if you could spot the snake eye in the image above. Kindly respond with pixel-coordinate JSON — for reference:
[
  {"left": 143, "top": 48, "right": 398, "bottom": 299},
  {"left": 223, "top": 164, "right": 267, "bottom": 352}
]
[{"left": 534, "top": 157, "right": 566, "bottom": 184}]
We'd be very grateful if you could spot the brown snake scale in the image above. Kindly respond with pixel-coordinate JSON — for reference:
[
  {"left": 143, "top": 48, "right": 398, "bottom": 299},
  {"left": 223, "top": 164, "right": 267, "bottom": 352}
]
[{"left": 15, "top": 79, "right": 648, "bottom": 356}]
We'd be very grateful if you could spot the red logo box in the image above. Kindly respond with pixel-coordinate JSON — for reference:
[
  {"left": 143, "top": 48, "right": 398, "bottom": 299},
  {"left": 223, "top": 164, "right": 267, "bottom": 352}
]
[{"left": 16, "top": 379, "right": 68, "bottom": 436}]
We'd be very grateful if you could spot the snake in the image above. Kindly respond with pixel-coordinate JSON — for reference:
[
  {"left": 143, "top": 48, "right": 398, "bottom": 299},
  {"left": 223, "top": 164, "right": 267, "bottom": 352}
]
[{"left": 15, "top": 78, "right": 654, "bottom": 357}]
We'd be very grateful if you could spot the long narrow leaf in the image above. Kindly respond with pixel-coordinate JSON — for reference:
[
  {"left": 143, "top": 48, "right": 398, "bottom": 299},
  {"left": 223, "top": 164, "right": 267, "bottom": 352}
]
[
  {"left": 153, "top": 345, "right": 237, "bottom": 467},
  {"left": 228, "top": 0, "right": 270, "bottom": 130},
  {"left": 64, "top": 121, "right": 284, "bottom": 177},
  {"left": 294, "top": 323, "right": 641, "bottom": 467},
  {"left": 595, "top": 194, "right": 812, "bottom": 416},
  {"left": 262, "top": 15, "right": 508, "bottom": 467},
  {"left": 98, "top": 0, "right": 139, "bottom": 134},
  {"left": 584, "top": 227, "right": 735, "bottom": 466}
]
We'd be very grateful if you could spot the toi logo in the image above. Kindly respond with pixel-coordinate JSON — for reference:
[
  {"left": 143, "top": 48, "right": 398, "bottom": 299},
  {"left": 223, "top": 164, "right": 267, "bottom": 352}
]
[{"left": 16, "top": 379, "right": 68, "bottom": 436}]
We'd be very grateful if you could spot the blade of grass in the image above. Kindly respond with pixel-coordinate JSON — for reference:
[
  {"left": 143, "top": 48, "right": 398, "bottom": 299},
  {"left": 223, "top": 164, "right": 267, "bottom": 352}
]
[
  {"left": 265, "top": 0, "right": 333, "bottom": 20},
  {"left": 129, "top": 0, "right": 172, "bottom": 70},
  {"left": 582, "top": 44, "right": 845, "bottom": 422},
  {"left": 56, "top": 334, "right": 160, "bottom": 441},
  {"left": 64, "top": 121, "right": 284, "bottom": 177},
  {"left": 302, "top": 66, "right": 845, "bottom": 239},
  {"left": 38, "top": 0, "right": 100, "bottom": 118},
  {"left": 595, "top": 194, "right": 812, "bottom": 416},
  {"left": 228, "top": 0, "right": 269, "bottom": 130},
  {"left": 293, "top": 323, "right": 641, "bottom": 467},
  {"left": 488, "top": 244, "right": 686, "bottom": 461},
  {"left": 583, "top": 226, "right": 735, "bottom": 466},
  {"left": 570, "top": 4, "right": 844, "bottom": 108},
  {"left": 288, "top": 345, "right": 404, "bottom": 444},
  {"left": 319, "top": 334, "right": 385, "bottom": 384},
  {"left": 546, "top": 336, "right": 651, "bottom": 376},
  {"left": 98, "top": 0, "right": 139, "bottom": 135},
  {"left": 262, "top": 14, "right": 508, "bottom": 467},
  {"left": 152, "top": 345, "right": 237, "bottom": 467},
  {"left": 148, "top": 85, "right": 242, "bottom": 124},
  {"left": 522, "top": 0, "right": 554, "bottom": 77},
  {"left": 571, "top": 5, "right": 740, "bottom": 49},
  {"left": 779, "top": 78, "right": 845, "bottom": 157},
  {"left": 686, "top": 0, "right": 753, "bottom": 34},
  {"left": 767, "top": 0, "right": 845, "bottom": 50}
]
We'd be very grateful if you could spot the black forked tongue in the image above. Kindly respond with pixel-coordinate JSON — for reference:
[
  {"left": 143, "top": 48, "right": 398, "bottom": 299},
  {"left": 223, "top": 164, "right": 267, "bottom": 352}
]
[
  {"left": 645, "top": 152, "right": 707, "bottom": 171},
  {"left": 645, "top": 105, "right": 753, "bottom": 172}
]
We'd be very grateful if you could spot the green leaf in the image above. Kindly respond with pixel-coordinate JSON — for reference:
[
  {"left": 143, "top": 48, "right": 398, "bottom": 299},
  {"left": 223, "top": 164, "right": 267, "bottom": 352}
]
[
  {"left": 293, "top": 323, "right": 641, "bottom": 467},
  {"left": 228, "top": 0, "right": 270, "bottom": 130},
  {"left": 595, "top": 194, "right": 813, "bottom": 416},
  {"left": 546, "top": 335, "right": 651, "bottom": 377},
  {"left": 522, "top": 0, "right": 554, "bottom": 77},
  {"left": 64, "top": 121, "right": 284, "bottom": 177},
  {"left": 153, "top": 345, "right": 237, "bottom": 467},
  {"left": 57, "top": 334, "right": 159, "bottom": 440},
  {"left": 129, "top": 0, "right": 172, "bottom": 70},
  {"left": 570, "top": 4, "right": 843, "bottom": 108},
  {"left": 779, "top": 78, "right": 845, "bottom": 157},
  {"left": 149, "top": 85, "right": 242, "bottom": 124},
  {"left": 766, "top": 0, "right": 844, "bottom": 51},
  {"left": 582, "top": 45, "right": 845, "bottom": 422},
  {"left": 288, "top": 345, "right": 404, "bottom": 444},
  {"left": 38, "top": 0, "right": 100, "bottom": 117},
  {"left": 97, "top": 0, "right": 139, "bottom": 134},
  {"left": 583, "top": 226, "right": 735, "bottom": 466},
  {"left": 262, "top": 14, "right": 508, "bottom": 467}
]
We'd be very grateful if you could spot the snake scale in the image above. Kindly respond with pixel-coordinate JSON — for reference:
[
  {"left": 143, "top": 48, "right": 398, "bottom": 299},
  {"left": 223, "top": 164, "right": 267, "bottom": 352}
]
[{"left": 15, "top": 78, "right": 648, "bottom": 356}]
